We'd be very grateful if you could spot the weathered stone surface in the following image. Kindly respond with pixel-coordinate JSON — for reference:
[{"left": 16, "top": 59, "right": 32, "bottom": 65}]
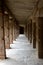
[
  {"left": 4, "top": 14, "right": 10, "bottom": 49},
  {"left": 29, "top": 20, "right": 32, "bottom": 43},
  {"left": 9, "top": 19, "right": 13, "bottom": 44},
  {"left": 32, "top": 22, "right": 36, "bottom": 48},
  {"left": 28, "top": 23, "right": 29, "bottom": 40},
  {"left": 0, "top": 9, "right": 6, "bottom": 59},
  {"left": 13, "top": 21, "right": 15, "bottom": 41},
  {"left": 38, "top": 17, "right": 43, "bottom": 58}
]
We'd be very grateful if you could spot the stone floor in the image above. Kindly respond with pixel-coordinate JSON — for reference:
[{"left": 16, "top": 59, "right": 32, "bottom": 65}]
[{"left": 0, "top": 34, "right": 43, "bottom": 65}]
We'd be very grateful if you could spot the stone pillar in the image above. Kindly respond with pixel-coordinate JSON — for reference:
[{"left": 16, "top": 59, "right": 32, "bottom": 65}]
[
  {"left": 14, "top": 22, "right": 16, "bottom": 40},
  {"left": 15, "top": 23, "right": 18, "bottom": 39},
  {"left": 9, "top": 19, "right": 13, "bottom": 44},
  {"left": 0, "top": 1, "right": 6, "bottom": 59},
  {"left": 4, "top": 12, "right": 10, "bottom": 49},
  {"left": 28, "top": 23, "right": 29, "bottom": 40},
  {"left": 13, "top": 21, "right": 19, "bottom": 41},
  {"left": 27, "top": 24, "right": 29, "bottom": 39},
  {"left": 25, "top": 24, "right": 27, "bottom": 37},
  {"left": 29, "top": 20, "right": 32, "bottom": 43},
  {"left": 13, "top": 21, "right": 15, "bottom": 41},
  {"left": 38, "top": 17, "right": 43, "bottom": 58},
  {"left": 16, "top": 25, "right": 19, "bottom": 37},
  {"left": 24, "top": 25, "right": 26, "bottom": 37},
  {"left": 13, "top": 22, "right": 16, "bottom": 40},
  {"left": 13, "top": 21, "right": 19, "bottom": 40},
  {"left": 32, "top": 22, "right": 36, "bottom": 48}
]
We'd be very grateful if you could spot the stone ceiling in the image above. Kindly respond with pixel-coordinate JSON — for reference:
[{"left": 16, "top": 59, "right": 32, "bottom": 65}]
[{"left": 5, "top": 0, "right": 42, "bottom": 25}]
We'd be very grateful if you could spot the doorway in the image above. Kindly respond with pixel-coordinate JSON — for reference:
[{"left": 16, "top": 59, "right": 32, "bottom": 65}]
[{"left": 19, "top": 26, "right": 24, "bottom": 34}]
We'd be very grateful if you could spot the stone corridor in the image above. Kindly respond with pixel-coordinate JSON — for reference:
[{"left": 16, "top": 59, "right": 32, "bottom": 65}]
[{"left": 0, "top": 35, "right": 43, "bottom": 65}]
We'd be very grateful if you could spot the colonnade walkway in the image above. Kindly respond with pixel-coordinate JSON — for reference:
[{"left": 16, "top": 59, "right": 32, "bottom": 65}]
[{"left": 0, "top": 34, "right": 43, "bottom": 65}]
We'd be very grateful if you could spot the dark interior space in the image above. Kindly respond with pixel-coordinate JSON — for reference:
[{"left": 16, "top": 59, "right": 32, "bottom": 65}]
[{"left": 19, "top": 26, "right": 24, "bottom": 34}]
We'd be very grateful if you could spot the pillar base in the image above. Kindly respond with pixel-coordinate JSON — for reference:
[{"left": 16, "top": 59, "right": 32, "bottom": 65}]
[
  {"left": 33, "top": 39, "right": 36, "bottom": 48},
  {"left": 38, "top": 52, "right": 43, "bottom": 59},
  {"left": 5, "top": 44, "right": 10, "bottom": 49},
  {"left": 0, "top": 51, "right": 6, "bottom": 59},
  {"left": 0, "top": 56, "right": 6, "bottom": 59}
]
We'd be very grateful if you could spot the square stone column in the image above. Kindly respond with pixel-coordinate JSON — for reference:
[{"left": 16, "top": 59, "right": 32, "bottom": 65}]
[
  {"left": 13, "top": 21, "right": 15, "bottom": 41},
  {"left": 16, "top": 25, "right": 19, "bottom": 38},
  {"left": 9, "top": 19, "right": 13, "bottom": 44},
  {"left": 13, "top": 21, "right": 19, "bottom": 41},
  {"left": 38, "top": 17, "right": 43, "bottom": 58},
  {"left": 4, "top": 13, "right": 10, "bottom": 49},
  {"left": 26, "top": 24, "right": 29, "bottom": 40},
  {"left": 13, "top": 22, "right": 16, "bottom": 40},
  {"left": 24, "top": 25, "right": 27, "bottom": 37},
  {"left": 32, "top": 22, "right": 36, "bottom": 48},
  {"left": 14, "top": 23, "right": 18, "bottom": 39},
  {"left": 0, "top": 1, "right": 6, "bottom": 59},
  {"left": 28, "top": 23, "right": 29, "bottom": 40},
  {"left": 29, "top": 20, "right": 32, "bottom": 43},
  {"left": 13, "top": 21, "right": 19, "bottom": 40}
]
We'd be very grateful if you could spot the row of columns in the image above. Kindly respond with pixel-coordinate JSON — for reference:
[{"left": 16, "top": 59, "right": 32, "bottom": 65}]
[
  {"left": 24, "top": 17, "right": 43, "bottom": 59},
  {"left": 0, "top": 0, "right": 19, "bottom": 59}
]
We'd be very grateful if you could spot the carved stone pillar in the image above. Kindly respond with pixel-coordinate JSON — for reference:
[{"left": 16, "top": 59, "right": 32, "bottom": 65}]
[
  {"left": 0, "top": 1, "right": 6, "bottom": 59},
  {"left": 13, "top": 21, "right": 15, "bottom": 41},
  {"left": 38, "top": 17, "right": 43, "bottom": 58},
  {"left": 29, "top": 20, "right": 32, "bottom": 43},
  {"left": 4, "top": 13, "right": 10, "bottom": 49},
  {"left": 9, "top": 19, "right": 13, "bottom": 44},
  {"left": 32, "top": 22, "right": 36, "bottom": 48}
]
